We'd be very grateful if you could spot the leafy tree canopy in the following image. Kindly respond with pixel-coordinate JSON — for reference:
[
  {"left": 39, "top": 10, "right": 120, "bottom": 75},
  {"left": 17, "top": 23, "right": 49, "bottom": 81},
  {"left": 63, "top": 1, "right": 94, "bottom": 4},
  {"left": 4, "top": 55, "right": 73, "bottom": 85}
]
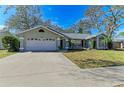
[
  {"left": 118, "top": 32, "right": 124, "bottom": 36},
  {"left": 4, "top": 5, "right": 43, "bottom": 32}
]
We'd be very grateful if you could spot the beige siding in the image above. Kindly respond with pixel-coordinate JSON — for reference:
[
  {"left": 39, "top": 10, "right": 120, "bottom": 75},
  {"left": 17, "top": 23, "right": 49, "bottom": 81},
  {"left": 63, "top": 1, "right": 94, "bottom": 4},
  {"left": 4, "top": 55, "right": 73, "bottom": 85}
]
[
  {"left": 18, "top": 27, "right": 62, "bottom": 51},
  {"left": 113, "top": 42, "right": 121, "bottom": 49}
]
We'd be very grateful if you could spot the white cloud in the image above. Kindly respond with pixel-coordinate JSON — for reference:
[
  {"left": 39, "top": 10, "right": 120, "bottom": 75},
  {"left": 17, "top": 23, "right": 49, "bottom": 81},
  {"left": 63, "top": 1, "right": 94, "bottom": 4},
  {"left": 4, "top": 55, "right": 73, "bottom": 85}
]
[{"left": 0, "top": 25, "right": 5, "bottom": 29}]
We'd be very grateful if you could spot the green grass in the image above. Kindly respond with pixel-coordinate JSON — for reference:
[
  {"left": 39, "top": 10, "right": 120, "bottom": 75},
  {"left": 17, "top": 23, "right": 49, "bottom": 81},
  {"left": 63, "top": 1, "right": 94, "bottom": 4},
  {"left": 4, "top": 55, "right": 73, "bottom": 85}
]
[
  {"left": 64, "top": 50, "right": 124, "bottom": 69},
  {"left": 0, "top": 50, "right": 16, "bottom": 58}
]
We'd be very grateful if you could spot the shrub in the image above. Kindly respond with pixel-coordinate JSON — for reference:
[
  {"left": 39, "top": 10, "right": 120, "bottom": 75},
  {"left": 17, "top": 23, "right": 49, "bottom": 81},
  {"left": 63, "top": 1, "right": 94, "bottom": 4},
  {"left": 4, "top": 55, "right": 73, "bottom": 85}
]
[
  {"left": 89, "top": 40, "right": 94, "bottom": 49},
  {"left": 2, "top": 36, "right": 20, "bottom": 52}
]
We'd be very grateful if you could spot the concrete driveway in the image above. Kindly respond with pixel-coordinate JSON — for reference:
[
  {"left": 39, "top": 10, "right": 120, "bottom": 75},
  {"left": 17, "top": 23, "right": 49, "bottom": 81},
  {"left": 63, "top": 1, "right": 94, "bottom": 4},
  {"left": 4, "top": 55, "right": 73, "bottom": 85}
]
[{"left": 0, "top": 52, "right": 124, "bottom": 87}]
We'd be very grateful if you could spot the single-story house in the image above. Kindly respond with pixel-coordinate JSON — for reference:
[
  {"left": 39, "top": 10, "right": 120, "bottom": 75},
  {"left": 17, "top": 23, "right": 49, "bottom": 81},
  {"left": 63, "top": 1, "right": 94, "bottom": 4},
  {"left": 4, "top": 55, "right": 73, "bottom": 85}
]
[
  {"left": 113, "top": 35, "right": 124, "bottom": 49},
  {"left": 16, "top": 25, "right": 108, "bottom": 52}
]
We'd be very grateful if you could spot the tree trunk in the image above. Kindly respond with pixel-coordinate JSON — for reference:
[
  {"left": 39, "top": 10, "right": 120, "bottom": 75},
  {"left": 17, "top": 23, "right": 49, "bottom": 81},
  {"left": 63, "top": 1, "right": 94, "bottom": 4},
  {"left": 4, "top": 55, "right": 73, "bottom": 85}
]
[{"left": 107, "top": 41, "right": 113, "bottom": 49}]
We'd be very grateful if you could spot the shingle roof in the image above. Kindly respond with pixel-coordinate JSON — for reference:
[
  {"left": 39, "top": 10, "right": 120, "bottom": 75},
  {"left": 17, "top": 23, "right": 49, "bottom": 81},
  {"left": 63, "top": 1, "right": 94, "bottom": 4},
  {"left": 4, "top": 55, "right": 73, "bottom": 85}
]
[
  {"left": 16, "top": 25, "right": 65, "bottom": 37},
  {"left": 86, "top": 35, "right": 96, "bottom": 39},
  {"left": 113, "top": 36, "right": 124, "bottom": 42},
  {"left": 113, "top": 34, "right": 124, "bottom": 42},
  {"left": 16, "top": 25, "right": 97, "bottom": 40},
  {"left": 61, "top": 33, "right": 90, "bottom": 40}
]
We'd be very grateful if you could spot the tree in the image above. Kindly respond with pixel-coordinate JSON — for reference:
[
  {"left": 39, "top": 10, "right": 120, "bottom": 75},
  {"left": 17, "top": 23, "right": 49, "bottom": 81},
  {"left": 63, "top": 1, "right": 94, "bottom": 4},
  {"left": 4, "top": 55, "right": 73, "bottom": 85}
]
[
  {"left": 43, "top": 19, "right": 52, "bottom": 27},
  {"left": 118, "top": 32, "right": 124, "bottom": 36},
  {"left": 66, "top": 19, "right": 92, "bottom": 34},
  {"left": 85, "top": 6, "right": 124, "bottom": 49},
  {"left": 4, "top": 5, "right": 43, "bottom": 32},
  {"left": 66, "top": 24, "right": 77, "bottom": 33},
  {"left": 77, "top": 19, "right": 93, "bottom": 34},
  {"left": 2, "top": 36, "right": 20, "bottom": 52}
]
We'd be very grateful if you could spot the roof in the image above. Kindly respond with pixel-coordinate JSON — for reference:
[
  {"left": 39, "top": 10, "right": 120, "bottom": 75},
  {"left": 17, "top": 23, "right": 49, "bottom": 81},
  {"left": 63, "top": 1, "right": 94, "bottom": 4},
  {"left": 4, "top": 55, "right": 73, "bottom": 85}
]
[
  {"left": 86, "top": 35, "right": 96, "bottom": 39},
  {"left": 113, "top": 34, "right": 124, "bottom": 42},
  {"left": 113, "top": 36, "right": 124, "bottom": 42},
  {"left": 16, "top": 25, "right": 65, "bottom": 37},
  {"left": 16, "top": 25, "right": 101, "bottom": 40},
  {"left": 85, "top": 32, "right": 107, "bottom": 39},
  {"left": 61, "top": 33, "right": 90, "bottom": 40},
  {"left": 0, "top": 30, "right": 10, "bottom": 36},
  {"left": 0, "top": 29, "right": 5, "bottom": 33}
]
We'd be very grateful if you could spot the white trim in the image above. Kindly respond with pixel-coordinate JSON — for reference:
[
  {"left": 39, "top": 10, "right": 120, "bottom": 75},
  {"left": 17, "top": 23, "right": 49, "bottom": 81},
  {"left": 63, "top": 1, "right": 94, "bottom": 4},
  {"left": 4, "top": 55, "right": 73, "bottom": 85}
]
[
  {"left": 19, "top": 48, "right": 24, "bottom": 49},
  {"left": 16, "top": 25, "right": 65, "bottom": 37},
  {"left": 19, "top": 37, "right": 24, "bottom": 39},
  {"left": 19, "top": 48, "right": 24, "bottom": 52}
]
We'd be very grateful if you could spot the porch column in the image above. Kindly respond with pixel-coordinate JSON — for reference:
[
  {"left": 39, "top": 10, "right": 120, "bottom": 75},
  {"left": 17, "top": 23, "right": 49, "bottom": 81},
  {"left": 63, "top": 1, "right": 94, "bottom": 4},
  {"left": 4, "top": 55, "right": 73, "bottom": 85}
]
[
  {"left": 65, "top": 39, "right": 69, "bottom": 50},
  {"left": 57, "top": 37, "right": 61, "bottom": 50},
  {"left": 96, "top": 36, "right": 99, "bottom": 49},
  {"left": 120, "top": 42, "right": 123, "bottom": 49},
  {"left": 19, "top": 37, "right": 24, "bottom": 52}
]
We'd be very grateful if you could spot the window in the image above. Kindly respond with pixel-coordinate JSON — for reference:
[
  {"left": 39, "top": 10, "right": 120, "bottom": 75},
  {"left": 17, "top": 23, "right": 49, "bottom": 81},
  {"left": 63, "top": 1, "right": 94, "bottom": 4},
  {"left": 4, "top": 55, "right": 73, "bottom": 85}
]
[
  {"left": 39, "top": 29, "right": 45, "bottom": 32},
  {"left": 31, "top": 38, "right": 33, "bottom": 40},
  {"left": 52, "top": 39, "right": 55, "bottom": 41},
  {"left": 49, "top": 39, "right": 52, "bottom": 41}
]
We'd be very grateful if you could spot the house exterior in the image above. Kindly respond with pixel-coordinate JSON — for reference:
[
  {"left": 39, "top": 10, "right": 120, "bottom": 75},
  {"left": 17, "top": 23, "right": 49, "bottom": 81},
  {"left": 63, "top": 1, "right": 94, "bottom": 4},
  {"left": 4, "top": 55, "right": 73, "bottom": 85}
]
[
  {"left": 113, "top": 35, "right": 124, "bottom": 49},
  {"left": 16, "top": 25, "right": 108, "bottom": 52}
]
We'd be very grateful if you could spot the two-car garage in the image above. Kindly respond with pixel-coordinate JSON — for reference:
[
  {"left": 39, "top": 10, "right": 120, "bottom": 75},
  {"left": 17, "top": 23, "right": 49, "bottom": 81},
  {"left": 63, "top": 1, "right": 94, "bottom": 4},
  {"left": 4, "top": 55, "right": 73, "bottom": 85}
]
[
  {"left": 17, "top": 26, "right": 62, "bottom": 51},
  {"left": 25, "top": 37, "right": 57, "bottom": 51}
]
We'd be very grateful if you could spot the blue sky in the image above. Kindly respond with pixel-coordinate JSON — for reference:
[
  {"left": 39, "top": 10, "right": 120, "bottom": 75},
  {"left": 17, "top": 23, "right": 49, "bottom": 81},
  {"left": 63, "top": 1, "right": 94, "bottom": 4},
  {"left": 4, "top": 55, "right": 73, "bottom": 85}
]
[
  {"left": 0, "top": 5, "right": 123, "bottom": 35},
  {"left": 0, "top": 5, "right": 88, "bottom": 29},
  {"left": 42, "top": 5, "right": 88, "bottom": 28}
]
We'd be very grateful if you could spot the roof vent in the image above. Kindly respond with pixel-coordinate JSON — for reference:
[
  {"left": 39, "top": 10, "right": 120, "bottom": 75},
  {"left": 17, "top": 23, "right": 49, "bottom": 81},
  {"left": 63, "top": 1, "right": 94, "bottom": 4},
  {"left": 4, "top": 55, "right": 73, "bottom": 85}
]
[{"left": 39, "top": 29, "right": 45, "bottom": 32}]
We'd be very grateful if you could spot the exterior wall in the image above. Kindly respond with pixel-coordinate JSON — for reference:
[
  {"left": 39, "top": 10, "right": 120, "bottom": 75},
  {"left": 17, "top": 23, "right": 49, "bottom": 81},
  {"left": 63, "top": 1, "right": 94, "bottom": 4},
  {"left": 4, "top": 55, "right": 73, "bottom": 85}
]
[
  {"left": 96, "top": 35, "right": 107, "bottom": 49},
  {"left": 112, "top": 42, "right": 124, "bottom": 49},
  {"left": 18, "top": 27, "right": 62, "bottom": 51},
  {"left": 112, "top": 42, "right": 121, "bottom": 49},
  {"left": 17, "top": 29, "right": 111, "bottom": 51},
  {"left": 67, "top": 39, "right": 83, "bottom": 49}
]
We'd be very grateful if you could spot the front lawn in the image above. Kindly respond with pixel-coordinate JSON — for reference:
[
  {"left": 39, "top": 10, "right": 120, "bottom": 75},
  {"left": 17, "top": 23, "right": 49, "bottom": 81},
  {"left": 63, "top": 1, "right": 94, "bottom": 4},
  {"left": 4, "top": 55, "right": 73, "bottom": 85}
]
[
  {"left": 0, "top": 50, "right": 16, "bottom": 58},
  {"left": 64, "top": 50, "right": 124, "bottom": 69}
]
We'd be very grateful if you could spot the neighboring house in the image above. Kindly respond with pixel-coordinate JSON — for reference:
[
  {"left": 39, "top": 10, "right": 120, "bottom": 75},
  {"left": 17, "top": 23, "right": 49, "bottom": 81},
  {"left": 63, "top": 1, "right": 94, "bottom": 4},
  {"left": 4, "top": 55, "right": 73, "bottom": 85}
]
[
  {"left": 0, "top": 30, "right": 12, "bottom": 49},
  {"left": 113, "top": 35, "right": 124, "bottom": 49},
  {"left": 16, "top": 25, "right": 108, "bottom": 52}
]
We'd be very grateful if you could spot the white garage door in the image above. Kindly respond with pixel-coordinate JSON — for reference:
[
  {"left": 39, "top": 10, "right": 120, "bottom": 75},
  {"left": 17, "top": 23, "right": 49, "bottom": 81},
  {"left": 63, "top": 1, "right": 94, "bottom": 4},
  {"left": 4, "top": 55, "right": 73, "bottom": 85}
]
[{"left": 25, "top": 38, "right": 57, "bottom": 51}]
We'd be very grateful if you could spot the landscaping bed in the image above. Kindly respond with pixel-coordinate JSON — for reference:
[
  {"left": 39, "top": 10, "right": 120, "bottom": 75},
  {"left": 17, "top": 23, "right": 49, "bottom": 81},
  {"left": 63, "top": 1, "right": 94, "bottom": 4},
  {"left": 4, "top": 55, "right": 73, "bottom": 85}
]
[{"left": 64, "top": 50, "right": 124, "bottom": 69}]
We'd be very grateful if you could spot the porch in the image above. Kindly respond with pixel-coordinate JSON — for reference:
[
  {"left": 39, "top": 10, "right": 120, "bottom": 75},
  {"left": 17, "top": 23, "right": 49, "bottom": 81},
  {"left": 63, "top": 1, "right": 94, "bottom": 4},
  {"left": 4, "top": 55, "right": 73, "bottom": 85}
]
[{"left": 58, "top": 39, "right": 85, "bottom": 50}]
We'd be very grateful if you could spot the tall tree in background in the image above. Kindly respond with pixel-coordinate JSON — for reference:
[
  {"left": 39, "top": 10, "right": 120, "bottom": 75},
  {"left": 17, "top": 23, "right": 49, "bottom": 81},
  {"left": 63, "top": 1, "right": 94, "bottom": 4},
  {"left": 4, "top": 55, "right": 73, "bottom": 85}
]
[
  {"left": 118, "top": 32, "right": 124, "bottom": 36},
  {"left": 4, "top": 5, "right": 43, "bottom": 32},
  {"left": 77, "top": 19, "right": 93, "bottom": 34},
  {"left": 85, "top": 6, "right": 104, "bottom": 33},
  {"left": 85, "top": 6, "right": 124, "bottom": 49},
  {"left": 66, "top": 19, "right": 92, "bottom": 34},
  {"left": 66, "top": 24, "right": 78, "bottom": 33}
]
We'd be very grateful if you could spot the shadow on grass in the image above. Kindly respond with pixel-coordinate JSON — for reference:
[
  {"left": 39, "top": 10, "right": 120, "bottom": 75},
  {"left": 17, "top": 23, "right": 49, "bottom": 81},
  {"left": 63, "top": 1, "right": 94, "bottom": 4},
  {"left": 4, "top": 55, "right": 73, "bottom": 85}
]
[
  {"left": 74, "top": 58, "right": 124, "bottom": 68},
  {"left": 65, "top": 49, "right": 87, "bottom": 53},
  {"left": 114, "top": 48, "right": 124, "bottom": 51}
]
